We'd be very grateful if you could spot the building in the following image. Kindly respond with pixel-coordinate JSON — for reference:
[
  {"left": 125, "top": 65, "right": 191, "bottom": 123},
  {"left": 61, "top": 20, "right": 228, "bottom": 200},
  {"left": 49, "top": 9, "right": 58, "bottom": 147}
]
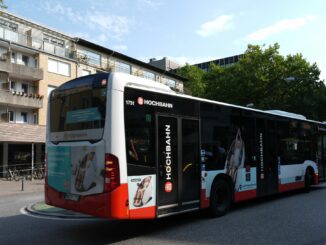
[
  {"left": 75, "top": 40, "right": 185, "bottom": 92},
  {"left": 148, "top": 55, "right": 243, "bottom": 74},
  {"left": 193, "top": 54, "right": 243, "bottom": 71},
  {"left": 149, "top": 57, "right": 181, "bottom": 71},
  {"left": 0, "top": 10, "right": 185, "bottom": 176}
]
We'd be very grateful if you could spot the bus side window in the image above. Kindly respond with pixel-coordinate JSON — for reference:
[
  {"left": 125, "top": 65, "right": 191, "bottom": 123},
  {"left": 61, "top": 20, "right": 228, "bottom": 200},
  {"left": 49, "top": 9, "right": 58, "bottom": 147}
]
[
  {"left": 126, "top": 128, "right": 152, "bottom": 165},
  {"left": 125, "top": 109, "right": 154, "bottom": 167},
  {"left": 202, "top": 142, "right": 227, "bottom": 170}
]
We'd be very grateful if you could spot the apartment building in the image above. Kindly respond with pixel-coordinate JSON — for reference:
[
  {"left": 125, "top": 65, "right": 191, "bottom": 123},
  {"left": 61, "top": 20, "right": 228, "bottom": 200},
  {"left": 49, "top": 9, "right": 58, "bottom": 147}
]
[
  {"left": 0, "top": 10, "right": 185, "bottom": 176},
  {"left": 75, "top": 38, "right": 185, "bottom": 92}
]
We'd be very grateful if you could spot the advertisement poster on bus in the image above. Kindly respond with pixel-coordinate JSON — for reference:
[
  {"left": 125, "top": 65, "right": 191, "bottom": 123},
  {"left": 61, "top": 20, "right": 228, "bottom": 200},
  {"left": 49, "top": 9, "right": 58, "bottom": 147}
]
[
  {"left": 70, "top": 146, "right": 104, "bottom": 195},
  {"left": 47, "top": 145, "right": 104, "bottom": 195},
  {"left": 128, "top": 175, "right": 156, "bottom": 209}
]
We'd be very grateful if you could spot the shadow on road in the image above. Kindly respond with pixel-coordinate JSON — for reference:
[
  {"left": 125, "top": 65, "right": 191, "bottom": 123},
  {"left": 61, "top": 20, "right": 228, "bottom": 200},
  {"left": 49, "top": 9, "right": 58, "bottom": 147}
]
[
  {"left": 231, "top": 185, "right": 324, "bottom": 212},
  {"left": 1, "top": 184, "right": 325, "bottom": 244}
]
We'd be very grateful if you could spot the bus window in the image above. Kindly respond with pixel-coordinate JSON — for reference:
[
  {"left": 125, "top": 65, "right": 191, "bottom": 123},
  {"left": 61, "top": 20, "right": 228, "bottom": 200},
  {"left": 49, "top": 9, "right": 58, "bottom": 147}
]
[
  {"left": 125, "top": 110, "right": 154, "bottom": 168},
  {"left": 50, "top": 73, "right": 108, "bottom": 142},
  {"left": 278, "top": 120, "right": 315, "bottom": 165}
]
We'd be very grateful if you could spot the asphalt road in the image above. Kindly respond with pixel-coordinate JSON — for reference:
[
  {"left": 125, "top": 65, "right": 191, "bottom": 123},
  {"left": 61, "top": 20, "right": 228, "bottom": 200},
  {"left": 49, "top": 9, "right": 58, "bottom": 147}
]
[{"left": 0, "top": 184, "right": 326, "bottom": 245}]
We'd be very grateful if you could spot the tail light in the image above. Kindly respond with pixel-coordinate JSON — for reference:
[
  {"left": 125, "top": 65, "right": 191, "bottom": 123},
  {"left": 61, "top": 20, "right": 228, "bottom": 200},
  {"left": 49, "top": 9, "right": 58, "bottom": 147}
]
[{"left": 104, "top": 153, "right": 120, "bottom": 192}]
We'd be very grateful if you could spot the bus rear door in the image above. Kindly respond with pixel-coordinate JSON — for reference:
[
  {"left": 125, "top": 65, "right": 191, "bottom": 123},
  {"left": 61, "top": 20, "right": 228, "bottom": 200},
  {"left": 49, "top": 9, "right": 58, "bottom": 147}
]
[{"left": 156, "top": 115, "right": 201, "bottom": 217}]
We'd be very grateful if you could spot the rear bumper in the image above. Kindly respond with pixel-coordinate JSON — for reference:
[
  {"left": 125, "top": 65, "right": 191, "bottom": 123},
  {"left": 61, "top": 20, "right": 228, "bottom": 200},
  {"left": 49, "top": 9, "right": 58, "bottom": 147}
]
[{"left": 45, "top": 183, "right": 129, "bottom": 219}]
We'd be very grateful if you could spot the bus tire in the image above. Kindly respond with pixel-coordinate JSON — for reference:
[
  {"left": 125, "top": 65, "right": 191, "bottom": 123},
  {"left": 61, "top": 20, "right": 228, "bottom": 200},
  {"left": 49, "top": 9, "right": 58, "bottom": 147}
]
[
  {"left": 304, "top": 169, "right": 312, "bottom": 193},
  {"left": 209, "top": 178, "right": 232, "bottom": 217}
]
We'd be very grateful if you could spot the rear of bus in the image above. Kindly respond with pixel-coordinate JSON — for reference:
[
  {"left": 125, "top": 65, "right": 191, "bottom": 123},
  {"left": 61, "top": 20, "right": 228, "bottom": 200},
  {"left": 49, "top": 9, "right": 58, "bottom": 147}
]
[{"left": 45, "top": 73, "right": 128, "bottom": 219}]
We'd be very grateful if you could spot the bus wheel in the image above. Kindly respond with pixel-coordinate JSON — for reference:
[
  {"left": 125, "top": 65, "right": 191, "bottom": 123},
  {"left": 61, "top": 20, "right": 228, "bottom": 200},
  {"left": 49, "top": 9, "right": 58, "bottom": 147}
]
[
  {"left": 304, "top": 169, "right": 312, "bottom": 193},
  {"left": 209, "top": 178, "right": 232, "bottom": 217}
]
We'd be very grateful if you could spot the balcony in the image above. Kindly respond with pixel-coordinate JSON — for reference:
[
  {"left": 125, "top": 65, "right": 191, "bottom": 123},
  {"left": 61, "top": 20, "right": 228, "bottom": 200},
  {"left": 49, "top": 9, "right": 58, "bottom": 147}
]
[
  {"left": 0, "top": 60, "right": 43, "bottom": 81},
  {"left": 0, "top": 27, "right": 76, "bottom": 60},
  {"left": 0, "top": 89, "right": 43, "bottom": 109}
]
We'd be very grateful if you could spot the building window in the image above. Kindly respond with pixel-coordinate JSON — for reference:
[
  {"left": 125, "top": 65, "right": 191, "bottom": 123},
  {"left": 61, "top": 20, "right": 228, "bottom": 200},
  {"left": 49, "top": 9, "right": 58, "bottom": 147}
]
[
  {"left": 22, "top": 55, "right": 29, "bottom": 66},
  {"left": 48, "top": 59, "right": 70, "bottom": 76},
  {"left": 10, "top": 81, "right": 16, "bottom": 91},
  {"left": 43, "top": 34, "right": 64, "bottom": 48},
  {"left": 143, "top": 71, "right": 155, "bottom": 81},
  {"left": 8, "top": 111, "right": 14, "bottom": 122},
  {"left": 11, "top": 52, "right": 16, "bottom": 63},
  {"left": 0, "top": 19, "right": 18, "bottom": 42},
  {"left": 81, "top": 69, "right": 91, "bottom": 76},
  {"left": 0, "top": 19, "right": 18, "bottom": 32},
  {"left": 33, "top": 113, "right": 37, "bottom": 125},
  {"left": 166, "top": 79, "right": 176, "bottom": 88},
  {"left": 22, "top": 83, "right": 28, "bottom": 94},
  {"left": 78, "top": 49, "right": 101, "bottom": 66},
  {"left": 43, "top": 34, "right": 65, "bottom": 56},
  {"left": 116, "top": 61, "right": 131, "bottom": 74},
  {"left": 21, "top": 112, "right": 27, "bottom": 123}
]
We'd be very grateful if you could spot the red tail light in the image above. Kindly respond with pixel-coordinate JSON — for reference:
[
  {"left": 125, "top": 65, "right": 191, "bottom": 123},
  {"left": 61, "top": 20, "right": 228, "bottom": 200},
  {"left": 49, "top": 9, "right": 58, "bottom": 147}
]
[{"left": 104, "top": 154, "right": 120, "bottom": 192}]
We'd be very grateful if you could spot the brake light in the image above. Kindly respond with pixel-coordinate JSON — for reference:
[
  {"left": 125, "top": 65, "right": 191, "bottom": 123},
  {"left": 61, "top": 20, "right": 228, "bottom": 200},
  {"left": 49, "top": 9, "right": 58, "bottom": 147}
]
[{"left": 104, "top": 154, "right": 120, "bottom": 192}]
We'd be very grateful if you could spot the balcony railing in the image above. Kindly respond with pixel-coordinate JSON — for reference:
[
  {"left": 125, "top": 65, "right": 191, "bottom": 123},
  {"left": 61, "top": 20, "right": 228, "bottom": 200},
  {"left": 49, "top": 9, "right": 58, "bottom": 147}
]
[
  {"left": 0, "top": 27, "right": 75, "bottom": 59},
  {"left": 0, "top": 60, "right": 43, "bottom": 81},
  {"left": 0, "top": 89, "right": 43, "bottom": 109}
]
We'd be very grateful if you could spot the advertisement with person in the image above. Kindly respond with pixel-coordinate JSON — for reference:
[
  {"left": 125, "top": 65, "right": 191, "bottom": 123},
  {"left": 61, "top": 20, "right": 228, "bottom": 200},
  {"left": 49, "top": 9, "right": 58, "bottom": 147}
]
[
  {"left": 128, "top": 175, "right": 156, "bottom": 209},
  {"left": 47, "top": 145, "right": 104, "bottom": 196},
  {"left": 225, "top": 128, "right": 245, "bottom": 190},
  {"left": 71, "top": 146, "right": 104, "bottom": 195}
]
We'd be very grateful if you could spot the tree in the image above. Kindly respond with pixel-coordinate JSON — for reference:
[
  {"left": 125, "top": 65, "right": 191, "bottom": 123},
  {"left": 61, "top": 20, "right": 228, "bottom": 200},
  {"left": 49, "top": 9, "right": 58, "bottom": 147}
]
[
  {"left": 176, "top": 64, "right": 205, "bottom": 97},
  {"left": 200, "top": 43, "right": 325, "bottom": 121},
  {"left": 0, "top": 0, "right": 7, "bottom": 9}
]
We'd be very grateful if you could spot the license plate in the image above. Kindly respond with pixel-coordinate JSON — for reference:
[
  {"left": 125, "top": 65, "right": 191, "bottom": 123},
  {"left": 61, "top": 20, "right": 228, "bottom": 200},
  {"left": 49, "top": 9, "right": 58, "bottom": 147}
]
[{"left": 64, "top": 193, "right": 80, "bottom": 201}]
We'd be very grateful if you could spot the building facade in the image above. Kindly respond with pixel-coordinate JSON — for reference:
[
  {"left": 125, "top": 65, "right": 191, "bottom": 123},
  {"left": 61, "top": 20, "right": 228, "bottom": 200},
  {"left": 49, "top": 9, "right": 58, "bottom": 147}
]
[
  {"left": 193, "top": 54, "right": 243, "bottom": 71},
  {"left": 0, "top": 10, "right": 185, "bottom": 176}
]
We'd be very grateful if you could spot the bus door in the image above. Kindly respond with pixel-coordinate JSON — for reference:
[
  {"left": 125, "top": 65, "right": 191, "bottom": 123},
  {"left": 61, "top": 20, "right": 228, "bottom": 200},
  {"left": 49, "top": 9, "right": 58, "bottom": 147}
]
[
  {"left": 256, "top": 119, "right": 279, "bottom": 196},
  {"left": 156, "top": 115, "right": 200, "bottom": 217},
  {"left": 317, "top": 130, "right": 326, "bottom": 180}
]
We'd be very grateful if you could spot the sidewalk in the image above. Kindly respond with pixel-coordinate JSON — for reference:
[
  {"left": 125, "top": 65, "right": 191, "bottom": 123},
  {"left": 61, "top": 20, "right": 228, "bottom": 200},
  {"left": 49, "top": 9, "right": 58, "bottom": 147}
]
[
  {"left": 0, "top": 178, "right": 44, "bottom": 197},
  {"left": 0, "top": 178, "right": 96, "bottom": 219}
]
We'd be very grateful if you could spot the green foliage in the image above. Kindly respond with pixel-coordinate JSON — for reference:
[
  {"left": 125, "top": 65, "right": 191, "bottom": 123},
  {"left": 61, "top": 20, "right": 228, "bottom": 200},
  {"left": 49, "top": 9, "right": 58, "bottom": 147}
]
[
  {"left": 176, "top": 64, "right": 205, "bottom": 97},
  {"left": 0, "top": 0, "right": 7, "bottom": 9},
  {"left": 180, "top": 43, "right": 325, "bottom": 121}
]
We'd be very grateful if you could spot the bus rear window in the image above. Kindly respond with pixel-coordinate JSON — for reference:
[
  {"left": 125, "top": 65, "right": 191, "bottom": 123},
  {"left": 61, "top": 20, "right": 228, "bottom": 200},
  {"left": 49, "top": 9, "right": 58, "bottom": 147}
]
[{"left": 50, "top": 73, "right": 108, "bottom": 142}]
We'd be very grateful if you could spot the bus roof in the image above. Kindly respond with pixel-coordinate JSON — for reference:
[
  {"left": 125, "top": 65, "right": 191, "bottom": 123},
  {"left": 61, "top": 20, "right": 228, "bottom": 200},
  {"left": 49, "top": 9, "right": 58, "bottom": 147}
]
[{"left": 111, "top": 72, "right": 326, "bottom": 126}]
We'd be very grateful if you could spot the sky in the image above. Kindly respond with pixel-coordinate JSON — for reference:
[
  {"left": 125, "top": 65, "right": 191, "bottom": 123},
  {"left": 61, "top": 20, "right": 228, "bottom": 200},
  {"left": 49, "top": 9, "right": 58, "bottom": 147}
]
[{"left": 7, "top": 0, "right": 326, "bottom": 80}]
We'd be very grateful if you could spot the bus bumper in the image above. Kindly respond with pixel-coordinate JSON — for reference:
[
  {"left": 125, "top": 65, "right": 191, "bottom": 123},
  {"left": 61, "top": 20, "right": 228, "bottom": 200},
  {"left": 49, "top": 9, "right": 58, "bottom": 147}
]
[{"left": 45, "top": 183, "right": 129, "bottom": 219}]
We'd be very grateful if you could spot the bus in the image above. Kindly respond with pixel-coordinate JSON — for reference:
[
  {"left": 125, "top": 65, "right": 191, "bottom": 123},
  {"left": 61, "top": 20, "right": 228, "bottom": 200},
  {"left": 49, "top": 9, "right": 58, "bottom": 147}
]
[{"left": 45, "top": 72, "right": 326, "bottom": 219}]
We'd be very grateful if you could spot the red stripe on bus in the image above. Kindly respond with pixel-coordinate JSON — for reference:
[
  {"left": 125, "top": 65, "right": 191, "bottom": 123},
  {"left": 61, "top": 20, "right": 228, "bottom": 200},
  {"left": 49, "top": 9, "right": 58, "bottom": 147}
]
[
  {"left": 45, "top": 183, "right": 129, "bottom": 219},
  {"left": 129, "top": 206, "right": 156, "bottom": 219},
  {"left": 234, "top": 189, "right": 256, "bottom": 202},
  {"left": 278, "top": 181, "right": 304, "bottom": 192},
  {"left": 200, "top": 189, "right": 210, "bottom": 208},
  {"left": 314, "top": 173, "right": 319, "bottom": 185},
  {"left": 45, "top": 184, "right": 110, "bottom": 218},
  {"left": 109, "top": 183, "right": 129, "bottom": 219}
]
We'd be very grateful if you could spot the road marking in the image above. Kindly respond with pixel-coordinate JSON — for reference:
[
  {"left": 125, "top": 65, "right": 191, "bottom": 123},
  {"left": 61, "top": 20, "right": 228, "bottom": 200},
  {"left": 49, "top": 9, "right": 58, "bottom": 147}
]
[{"left": 20, "top": 206, "right": 100, "bottom": 221}]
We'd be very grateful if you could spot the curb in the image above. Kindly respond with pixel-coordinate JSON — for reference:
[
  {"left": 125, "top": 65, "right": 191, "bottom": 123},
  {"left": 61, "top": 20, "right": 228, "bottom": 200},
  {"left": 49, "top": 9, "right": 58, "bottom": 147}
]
[{"left": 22, "top": 202, "right": 100, "bottom": 220}]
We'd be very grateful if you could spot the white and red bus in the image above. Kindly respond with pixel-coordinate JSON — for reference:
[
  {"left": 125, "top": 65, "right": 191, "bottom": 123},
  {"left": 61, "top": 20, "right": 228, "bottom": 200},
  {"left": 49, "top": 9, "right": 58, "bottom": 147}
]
[{"left": 45, "top": 72, "right": 324, "bottom": 219}]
